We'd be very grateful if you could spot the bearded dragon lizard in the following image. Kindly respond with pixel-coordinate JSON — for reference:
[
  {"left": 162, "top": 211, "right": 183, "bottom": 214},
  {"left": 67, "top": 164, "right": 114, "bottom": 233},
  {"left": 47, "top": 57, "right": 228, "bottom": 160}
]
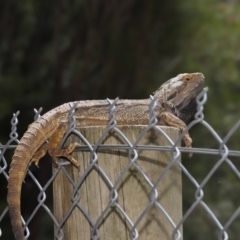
[{"left": 7, "top": 72, "right": 204, "bottom": 240}]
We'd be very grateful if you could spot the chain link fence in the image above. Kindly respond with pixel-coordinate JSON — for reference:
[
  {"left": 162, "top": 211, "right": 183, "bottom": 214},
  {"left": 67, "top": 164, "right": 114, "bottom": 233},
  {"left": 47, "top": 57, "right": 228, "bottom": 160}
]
[{"left": 1, "top": 87, "right": 240, "bottom": 240}]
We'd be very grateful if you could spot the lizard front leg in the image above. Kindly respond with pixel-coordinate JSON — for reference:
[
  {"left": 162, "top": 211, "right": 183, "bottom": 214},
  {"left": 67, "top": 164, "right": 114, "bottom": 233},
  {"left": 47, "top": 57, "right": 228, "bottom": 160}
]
[{"left": 160, "top": 111, "right": 192, "bottom": 156}]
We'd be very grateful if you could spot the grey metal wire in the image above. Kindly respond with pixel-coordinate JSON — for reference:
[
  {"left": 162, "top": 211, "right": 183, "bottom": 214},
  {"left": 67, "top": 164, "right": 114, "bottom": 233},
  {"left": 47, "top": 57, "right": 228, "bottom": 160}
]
[{"left": 0, "top": 88, "right": 240, "bottom": 240}]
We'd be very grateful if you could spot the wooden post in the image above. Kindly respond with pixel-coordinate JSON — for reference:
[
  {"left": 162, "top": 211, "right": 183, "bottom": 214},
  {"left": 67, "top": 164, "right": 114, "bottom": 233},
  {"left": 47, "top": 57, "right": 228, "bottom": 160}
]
[{"left": 53, "top": 126, "right": 182, "bottom": 240}]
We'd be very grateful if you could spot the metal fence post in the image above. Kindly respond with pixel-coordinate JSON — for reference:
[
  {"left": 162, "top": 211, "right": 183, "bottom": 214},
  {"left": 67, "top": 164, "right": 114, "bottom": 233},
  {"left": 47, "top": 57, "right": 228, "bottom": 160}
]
[{"left": 53, "top": 125, "right": 182, "bottom": 240}]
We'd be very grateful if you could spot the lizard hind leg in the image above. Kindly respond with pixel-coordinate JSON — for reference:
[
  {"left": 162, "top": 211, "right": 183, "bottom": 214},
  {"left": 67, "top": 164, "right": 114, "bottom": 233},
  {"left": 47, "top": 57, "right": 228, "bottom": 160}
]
[
  {"left": 21, "top": 142, "right": 48, "bottom": 182},
  {"left": 48, "top": 143, "right": 80, "bottom": 169},
  {"left": 48, "top": 122, "right": 80, "bottom": 169},
  {"left": 32, "top": 142, "right": 49, "bottom": 167}
]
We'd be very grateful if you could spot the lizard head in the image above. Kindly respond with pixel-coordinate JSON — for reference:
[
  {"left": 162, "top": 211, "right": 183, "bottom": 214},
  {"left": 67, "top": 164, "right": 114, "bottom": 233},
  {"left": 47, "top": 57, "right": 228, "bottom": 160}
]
[{"left": 154, "top": 72, "right": 205, "bottom": 121}]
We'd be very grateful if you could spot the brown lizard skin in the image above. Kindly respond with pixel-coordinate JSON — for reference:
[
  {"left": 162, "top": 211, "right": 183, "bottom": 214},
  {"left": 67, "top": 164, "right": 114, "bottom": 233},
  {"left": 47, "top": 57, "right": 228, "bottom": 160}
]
[{"left": 7, "top": 73, "right": 204, "bottom": 240}]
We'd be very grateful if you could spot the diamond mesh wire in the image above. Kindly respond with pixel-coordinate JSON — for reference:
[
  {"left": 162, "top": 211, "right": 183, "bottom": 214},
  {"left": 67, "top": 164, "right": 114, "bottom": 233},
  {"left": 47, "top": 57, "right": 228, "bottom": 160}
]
[{"left": 0, "top": 87, "right": 240, "bottom": 239}]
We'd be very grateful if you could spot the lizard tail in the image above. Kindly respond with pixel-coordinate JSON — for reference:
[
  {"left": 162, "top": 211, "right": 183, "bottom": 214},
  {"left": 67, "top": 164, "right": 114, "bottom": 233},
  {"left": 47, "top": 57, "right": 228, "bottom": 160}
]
[
  {"left": 7, "top": 105, "right": 66, "bottom": 240},
  {"left": 7, "top": 123, "right": 46, "bottom": 240},
  {"left": 7, "top": 141, "right": 32, "bottom": 240}
]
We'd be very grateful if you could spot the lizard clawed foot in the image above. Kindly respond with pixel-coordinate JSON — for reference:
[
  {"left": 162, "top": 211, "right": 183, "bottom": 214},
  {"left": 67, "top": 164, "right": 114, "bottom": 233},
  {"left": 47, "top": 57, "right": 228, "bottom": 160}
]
[
  {"left": 189, "top": 153, "right": 193, "bottom": 158},
  {"left": 182, "top": 133, "right": 193, "bottom": 158},
  {"left": 49, "top": 142, "right": 81, "bottom": 170}
]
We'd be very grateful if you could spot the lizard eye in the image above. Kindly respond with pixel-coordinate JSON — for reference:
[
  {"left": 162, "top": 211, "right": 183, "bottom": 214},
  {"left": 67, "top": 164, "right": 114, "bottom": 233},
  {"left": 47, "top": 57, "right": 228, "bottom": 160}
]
[
  {"left": 161, "top": 103, "right": 165, "bottom": 108},
  {"left": 186, "top": 77, "right": 190, "bottom": 81}
]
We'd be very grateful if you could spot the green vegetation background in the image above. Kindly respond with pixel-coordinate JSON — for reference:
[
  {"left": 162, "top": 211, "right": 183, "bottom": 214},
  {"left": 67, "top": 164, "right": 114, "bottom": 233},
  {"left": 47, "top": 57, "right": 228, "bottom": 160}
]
[{"left": 1, "top": 0, "right": 240, "bottom": 239}]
